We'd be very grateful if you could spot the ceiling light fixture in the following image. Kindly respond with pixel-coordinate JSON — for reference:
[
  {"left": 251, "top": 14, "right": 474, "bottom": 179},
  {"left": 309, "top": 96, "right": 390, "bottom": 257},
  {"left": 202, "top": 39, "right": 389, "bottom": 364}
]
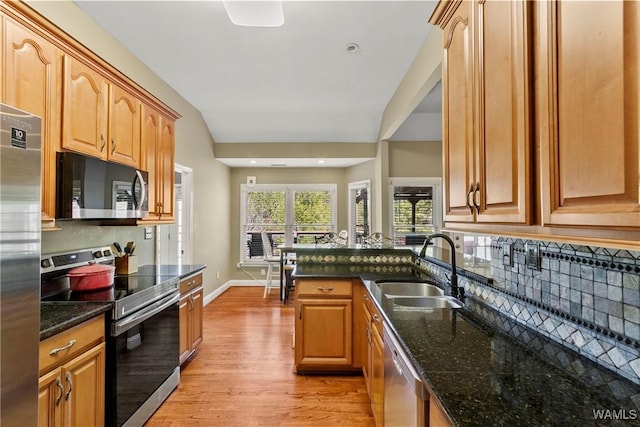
[
  {"left": 222, "top": 1, "right": 284, "bottom": 27},
  {"left": 318, "top": 160, "right": 325, "bottom": 164},
  {"left": 249, "top": 160, "right": 257, "bottom": 164}
]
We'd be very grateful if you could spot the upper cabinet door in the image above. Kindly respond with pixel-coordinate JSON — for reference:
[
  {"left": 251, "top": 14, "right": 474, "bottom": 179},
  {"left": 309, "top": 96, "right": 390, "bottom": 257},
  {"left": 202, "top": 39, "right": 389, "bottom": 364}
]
[
  {"left": 158, "top": 116, "right": 175, "bottom": 220},
  {"left": 141, "top": 104, "right": 160, "bottom": 219},
  {"left": 442, "top": 1, "right": 475, "bottom": 223},
  {"left": 439, "top": 0, "right": 532, "bottom": 225},
  {"left": 537, "top": 0, "right": 640, "bottom": 229},
  {"left": 475, "top": 0, "right": 532, "bottom": 224},
  {"left": 108, "top": 84, "right": 140, "bottom": 168},
  {"left": 3, "top": 17, "right": 62, "bottom": 224},
  {"left": 62, "top": 55, "right": 109, "bottom": 159}
]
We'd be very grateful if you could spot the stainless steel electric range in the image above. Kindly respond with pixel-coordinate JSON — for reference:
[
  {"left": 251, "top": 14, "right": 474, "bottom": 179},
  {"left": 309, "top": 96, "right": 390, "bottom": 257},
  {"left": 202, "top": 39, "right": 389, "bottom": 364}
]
[{"left": 41, "top": 247, "right": 180, "bottom": 427}]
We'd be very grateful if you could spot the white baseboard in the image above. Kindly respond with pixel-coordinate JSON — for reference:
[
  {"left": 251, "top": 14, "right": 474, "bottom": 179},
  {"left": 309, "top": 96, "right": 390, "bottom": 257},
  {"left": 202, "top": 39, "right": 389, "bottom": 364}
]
[{"left": 203, "top": 280, "right": 270, "bottom": 306}]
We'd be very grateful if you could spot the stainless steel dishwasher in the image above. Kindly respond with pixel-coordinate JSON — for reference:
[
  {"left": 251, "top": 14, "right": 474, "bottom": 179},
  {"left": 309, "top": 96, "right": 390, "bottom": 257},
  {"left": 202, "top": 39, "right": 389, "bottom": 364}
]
[{"left": 384, "top": 324, "right": 429, "bottom": 426}]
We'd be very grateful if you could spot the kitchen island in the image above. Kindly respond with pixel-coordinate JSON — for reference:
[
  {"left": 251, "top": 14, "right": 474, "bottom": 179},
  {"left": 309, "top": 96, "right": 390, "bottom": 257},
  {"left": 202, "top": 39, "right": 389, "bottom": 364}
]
[{"left": 293, "top": 260, "right": 640, "bottom": 426}]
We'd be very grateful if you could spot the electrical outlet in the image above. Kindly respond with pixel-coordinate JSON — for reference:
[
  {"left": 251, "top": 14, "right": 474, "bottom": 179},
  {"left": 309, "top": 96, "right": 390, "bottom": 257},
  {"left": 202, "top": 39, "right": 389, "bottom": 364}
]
[
  {"left": 144, "top": 227, "right": 153, "bottom": 240},
  {"left": 502, "top": 243, "right": 513, "bottom": 267},
  {"left": 525, "top": 243, "right": 541, "bottom": 270},
  {"left": 261, "top": 268, "right": 266, "bottom": 276}
]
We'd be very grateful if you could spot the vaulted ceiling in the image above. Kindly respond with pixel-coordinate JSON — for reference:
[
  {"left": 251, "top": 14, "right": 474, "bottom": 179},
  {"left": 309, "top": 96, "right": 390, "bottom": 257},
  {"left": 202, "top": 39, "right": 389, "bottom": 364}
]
[{"left": 74, "top": 1, "right": 441, "bottom": 166}]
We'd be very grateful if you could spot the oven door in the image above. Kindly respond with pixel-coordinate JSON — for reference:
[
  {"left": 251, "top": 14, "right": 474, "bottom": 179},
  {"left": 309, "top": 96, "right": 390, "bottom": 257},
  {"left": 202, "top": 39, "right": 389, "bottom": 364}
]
[{"left": 107, "top": 292, "right": 180, "bottom": 427}]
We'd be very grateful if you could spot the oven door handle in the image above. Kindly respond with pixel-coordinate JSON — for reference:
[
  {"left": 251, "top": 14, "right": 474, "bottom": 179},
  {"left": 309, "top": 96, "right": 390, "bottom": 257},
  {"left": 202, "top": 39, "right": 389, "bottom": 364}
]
[{"left": 113, "top": 292, "right": 180, "bottom": 337}]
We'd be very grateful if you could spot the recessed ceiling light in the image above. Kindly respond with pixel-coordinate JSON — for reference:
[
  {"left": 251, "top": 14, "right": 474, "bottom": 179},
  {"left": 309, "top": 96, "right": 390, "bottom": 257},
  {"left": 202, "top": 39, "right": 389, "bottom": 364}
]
[
  {"left": 222, "top": 1, "right": 284, "bottom": 27},
  {"left": 318, "top": 160, "right": 325, "bottom": 164},
  {"left": 249, "top": 160, "right": 257, "bottom": 164},
  {"left": 346, "top": 43, "right": 359, "bottom": 53}
]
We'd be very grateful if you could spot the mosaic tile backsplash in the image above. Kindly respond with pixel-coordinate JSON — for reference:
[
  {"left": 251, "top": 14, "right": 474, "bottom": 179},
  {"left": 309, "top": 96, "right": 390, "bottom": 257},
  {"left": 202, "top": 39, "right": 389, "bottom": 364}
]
[{"left": 420, "top": 236, "right": 640, "bottom": 385}]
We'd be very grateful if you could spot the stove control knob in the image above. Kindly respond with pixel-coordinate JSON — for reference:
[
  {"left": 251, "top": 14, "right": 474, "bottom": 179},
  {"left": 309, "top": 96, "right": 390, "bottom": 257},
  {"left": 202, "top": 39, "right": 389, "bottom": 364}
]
[
  {"left": 93, "top": 250, "right": 103, "bottom": 258},
  {"left": 41, "top": 259, "right": 52, "bottom": 269},
  {"left": 103, "top": 249, "right": 112, "bottom": 257}
]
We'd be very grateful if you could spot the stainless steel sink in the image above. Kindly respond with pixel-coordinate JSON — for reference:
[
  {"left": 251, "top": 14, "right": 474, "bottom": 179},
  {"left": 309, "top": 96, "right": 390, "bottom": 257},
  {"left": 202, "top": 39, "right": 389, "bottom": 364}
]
[
  {"left": 391, "top": 296, "right": 464, "bottom": 310},
  {"left": 376, "top": 281, "right": 444, "bottom": 298}
]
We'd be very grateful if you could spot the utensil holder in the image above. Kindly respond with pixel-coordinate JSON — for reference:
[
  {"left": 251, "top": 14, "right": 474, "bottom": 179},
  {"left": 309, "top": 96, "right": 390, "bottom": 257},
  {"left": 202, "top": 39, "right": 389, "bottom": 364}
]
[{"left": 115, "top": 255, "right": 138, "bottom": 274}]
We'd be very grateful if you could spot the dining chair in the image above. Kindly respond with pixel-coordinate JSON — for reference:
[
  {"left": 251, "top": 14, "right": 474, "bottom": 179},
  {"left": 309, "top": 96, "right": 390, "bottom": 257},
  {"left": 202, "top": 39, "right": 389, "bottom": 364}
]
[{"left": 260, "top": 229, "right": 281, "bottom": 298}]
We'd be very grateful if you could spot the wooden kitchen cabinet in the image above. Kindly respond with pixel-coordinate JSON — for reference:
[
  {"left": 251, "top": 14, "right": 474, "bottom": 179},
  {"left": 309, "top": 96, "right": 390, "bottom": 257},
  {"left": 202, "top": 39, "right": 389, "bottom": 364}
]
[
  {"left": 141, "top": 103, "right": 175, "bottom": 223},
  {"left": 536, "top": 0, "right": 640, "bottom": 230},
  {"left": 362, "top": 292, "right": 384, "bottom": 427},
  {"left": 179, "top": 272, "right": 204, "bottom": 365},
  {"left": 295, "top": 279, "right": 354, "bottom": 372},
  {"left": 108, "top": 84, "right": 141, "bottom": 167},
  {"left": 61, "top": 55, "right": 109, "bottom": 159},
  {"left": 39, "top": 314, "right": 105, "bottom": 427},
  {"left": 433, "top": 0, "right": 532, "bottom": 225},
  {"left": 62, "top": 55, "right": 141, "bottom": 169},
  {"left": 2, "top": 16, "right": 62, "bottom": 227},
  {"left": 429, "top": 398, "right": 453, "bottom": 427}
]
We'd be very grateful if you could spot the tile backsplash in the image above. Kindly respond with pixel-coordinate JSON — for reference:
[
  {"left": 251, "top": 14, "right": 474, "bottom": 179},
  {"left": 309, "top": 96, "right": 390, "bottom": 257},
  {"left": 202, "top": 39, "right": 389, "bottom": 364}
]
[{"left": 421, "top": 235, "right": 640, "bottom": 385}]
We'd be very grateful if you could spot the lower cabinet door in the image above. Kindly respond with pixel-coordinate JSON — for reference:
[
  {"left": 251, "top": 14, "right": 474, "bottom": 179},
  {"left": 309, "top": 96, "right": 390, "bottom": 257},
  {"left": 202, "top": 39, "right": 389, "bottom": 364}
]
[
  {"left": 64, "top": 343, "right": 105, "bottom": 427},
  {"left": 39, "top": 343, "right": 105, "bottom": 427},
  {"left": 191, "top": 289, "right": 204, "bottom": 350},
  {"left": 38, "top": 369, "right": 63, "bottom": 427},
  {"left": 179, "top": 296, "right": 190, "bottom": 365},
  {"left": 371, "top": 325, "right": 384, "bottom": 426},
  {"left": 295, "top": 298, "right": 352, "bottom": 369}
]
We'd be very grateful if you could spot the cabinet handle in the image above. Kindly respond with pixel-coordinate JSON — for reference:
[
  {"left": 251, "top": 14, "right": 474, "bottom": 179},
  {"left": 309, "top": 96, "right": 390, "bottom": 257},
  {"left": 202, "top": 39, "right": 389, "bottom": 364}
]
[
  {"left": 473, "top": 182, "right": 481, "bottom": 213},
  {"left": 100, "top": 134, "right": 106, "bottom": 152},
  {"left": 64, "top": 372, "right": 73, "bottom": 401},
  {"left": 111, "top": 138, "right": 116, "bottom": 155},
  {"left": 373, "top": 314, "right": 381, "bottom": 323},
  {"left": 316, "top": 287, "right": 334, "bottom": 292},
  {"left": 49, "top": 339, "right": 76, "bottom": 355},
  {"left": 55, "top": 377, "right": 64, "bottom": 406},
  {"left": 466, "top": 183, "right": 475, "bottom": 214},
  {"left": 299, "top": 306, "right": 302, "bottom": 320},
  {"left": 363, "top": 294, "right": 369, "bottom": 301}
]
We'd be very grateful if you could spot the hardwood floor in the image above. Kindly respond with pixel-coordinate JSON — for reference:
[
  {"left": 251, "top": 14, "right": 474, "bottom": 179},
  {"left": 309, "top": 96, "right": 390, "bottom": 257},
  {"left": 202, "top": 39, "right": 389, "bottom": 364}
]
[{"left": 146, "top": 286, "right": 375, "bottom": 426}]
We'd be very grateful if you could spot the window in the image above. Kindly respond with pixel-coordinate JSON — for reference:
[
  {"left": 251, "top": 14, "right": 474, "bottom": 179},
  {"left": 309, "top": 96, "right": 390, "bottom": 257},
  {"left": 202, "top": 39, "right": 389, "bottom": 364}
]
[
  {"left": 240, "top": 184, "right": 337, "bottom": 263},
  {"left": 389, "top": 178, "right": 442, "bottom": 247},
  {"left": 348, "top": 180, "right": 371, "bottom": 245}
]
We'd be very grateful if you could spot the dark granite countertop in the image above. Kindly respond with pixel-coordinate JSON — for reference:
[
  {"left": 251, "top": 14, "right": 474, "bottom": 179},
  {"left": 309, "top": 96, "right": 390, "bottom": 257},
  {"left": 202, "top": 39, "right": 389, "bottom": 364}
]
[
  {"left": 294, "top": 263, "right": 640, "bottom": 426},
  {"left": 135, "top": 264, "right": 206, "bottom": 279},
  {"left": 40, "top": 302, "right": 111, "bottom": 340}
]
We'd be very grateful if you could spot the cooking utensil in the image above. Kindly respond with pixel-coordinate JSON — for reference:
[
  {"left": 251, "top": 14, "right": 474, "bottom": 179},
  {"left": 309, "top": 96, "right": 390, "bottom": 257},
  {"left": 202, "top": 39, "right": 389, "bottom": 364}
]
[
  {"left": 67, "top": 262, "right": 115, "bottom": 291},
  {"left": 111, "top": 243, "right": 121, "bottom": 257},
  {"left": 125, "top": 241, "right": 136, "bottom": 256},
  {"left": 113, "top": 242, "right": 123, "bottom": 256}
]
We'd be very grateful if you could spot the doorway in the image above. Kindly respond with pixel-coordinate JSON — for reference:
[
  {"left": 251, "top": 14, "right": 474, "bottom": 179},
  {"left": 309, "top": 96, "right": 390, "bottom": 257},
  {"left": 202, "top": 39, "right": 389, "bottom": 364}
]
[{"left": 156, "top": 164, "right": 193, "bottom": 265}]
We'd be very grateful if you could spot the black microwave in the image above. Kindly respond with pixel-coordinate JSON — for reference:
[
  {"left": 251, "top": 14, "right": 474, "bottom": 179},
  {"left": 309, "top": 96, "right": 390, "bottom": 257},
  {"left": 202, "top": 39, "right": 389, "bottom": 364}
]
[{"left": 56, "top": 152, "right": 148, "bottom": 220}]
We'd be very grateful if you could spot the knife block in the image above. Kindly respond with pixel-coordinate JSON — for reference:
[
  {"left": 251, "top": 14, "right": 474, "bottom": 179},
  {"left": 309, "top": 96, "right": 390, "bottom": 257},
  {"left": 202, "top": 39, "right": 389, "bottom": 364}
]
[{"left": 115, "top": 255, "right": 138, "bottom": 274}]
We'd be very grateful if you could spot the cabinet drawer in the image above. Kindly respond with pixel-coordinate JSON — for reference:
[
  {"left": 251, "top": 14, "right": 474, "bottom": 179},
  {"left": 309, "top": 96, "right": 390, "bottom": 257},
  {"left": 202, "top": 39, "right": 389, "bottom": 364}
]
[
  {"left": 180, "top": 272, "right": 203, "bottom": 295},
  {"left": 39, "top": 314, "right": 105, "bottom": 375},
  {"left": 297, "top": 279, "right": 352, "bottom": 298}
]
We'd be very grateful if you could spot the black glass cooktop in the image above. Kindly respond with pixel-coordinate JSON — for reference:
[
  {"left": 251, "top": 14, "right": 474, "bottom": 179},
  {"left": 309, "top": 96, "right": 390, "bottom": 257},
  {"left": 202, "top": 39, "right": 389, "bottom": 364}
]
[{"left": 42, "top": 273, "right": 177, "bottom": 303}]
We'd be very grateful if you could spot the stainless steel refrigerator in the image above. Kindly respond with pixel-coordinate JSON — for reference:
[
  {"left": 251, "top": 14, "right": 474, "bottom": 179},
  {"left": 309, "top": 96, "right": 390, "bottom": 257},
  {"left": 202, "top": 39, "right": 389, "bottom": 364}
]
[{"left": 0, "top": 104, "right": 41, "bottom": 426}]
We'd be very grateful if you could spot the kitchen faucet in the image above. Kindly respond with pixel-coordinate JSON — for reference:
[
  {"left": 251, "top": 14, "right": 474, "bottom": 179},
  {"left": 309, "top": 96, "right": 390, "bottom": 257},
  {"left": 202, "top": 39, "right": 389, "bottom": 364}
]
[{"left": 419, "top": 233, "right": 464, "bottom": 300}]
